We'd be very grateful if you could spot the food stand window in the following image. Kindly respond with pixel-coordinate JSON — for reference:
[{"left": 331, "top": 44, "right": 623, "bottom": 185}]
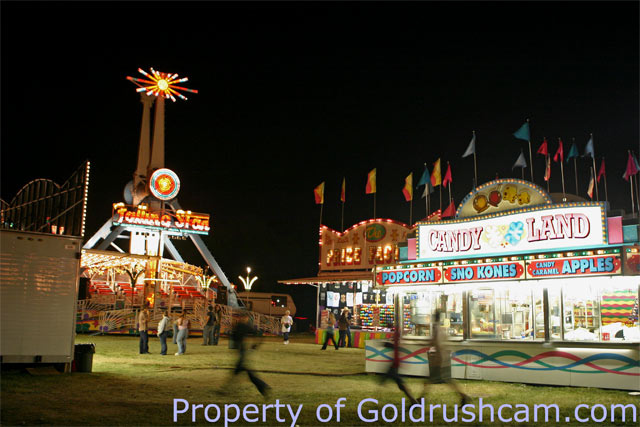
[
  {"left": 470, "top": 283, "right": 542, "bottom": 341},
  {"left": 396, "top": 287, "right": 463, "bottom": 339},
  {"left": 561, "top": 276, "right": 639, "bottom": 342}
]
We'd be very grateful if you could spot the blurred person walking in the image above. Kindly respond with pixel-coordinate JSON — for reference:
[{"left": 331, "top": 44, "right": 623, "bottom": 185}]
[{"left": 321, "top": 310, "right": 339, "bottom": 350}]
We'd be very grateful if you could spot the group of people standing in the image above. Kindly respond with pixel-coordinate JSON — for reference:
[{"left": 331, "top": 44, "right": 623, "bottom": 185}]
[
  {"left": 321, "top": 307, "right": 352, "bottom": 350},
  {"left": 137, "top": 304, "right": 222, "bottom": 356}
]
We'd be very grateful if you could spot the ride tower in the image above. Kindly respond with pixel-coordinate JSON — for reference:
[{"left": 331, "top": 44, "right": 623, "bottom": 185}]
[{"left": 83, "top": 68, "right": 240, "bottom": 309}]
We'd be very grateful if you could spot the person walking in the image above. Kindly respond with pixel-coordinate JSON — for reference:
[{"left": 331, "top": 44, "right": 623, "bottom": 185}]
[
  {"left": 321, "top": 310, "right": 339, "bottom": 350},
  {"left": 225, "top": 311, "right": 270, "bottom": 396},
  {"left": 175, "top": 312, "right": 189, "bottom": 355},
  {"left": 281, "top": 310, "right": 293, "bottom": 345},
  {"left": 172, "top": 312, "right": 179, "bottom": 344},
  {"left": 213, "top": 305, "right": 222, "bottom": 345},
  {"left": 345, "top": 307, "right": 353, "bottom": 347},
  {"left": 423, "top": 310, "right": 469, "bottom": 405},
  {"left": 157, "top": 310, "right": 170, "bottom": 355},
  {"left": 338, "top": 309, "right": 349, "bottom": 348},
  {"left": 379, "top": 318, "right": 418, "bottom": 405},
  {"left": 138, "top": 304, "right": 150, "bottom": 354},
  {"left": 203, "top": 305, "right": 215, "bottom": 345}
]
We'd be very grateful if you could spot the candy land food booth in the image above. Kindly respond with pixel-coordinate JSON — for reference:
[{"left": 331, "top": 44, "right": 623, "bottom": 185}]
[
  {"left": 366, "top": 179, "right": 639, "bottom": 390},
  {"left": 279, "top": 219, "right": 415, "bottom": 348}
]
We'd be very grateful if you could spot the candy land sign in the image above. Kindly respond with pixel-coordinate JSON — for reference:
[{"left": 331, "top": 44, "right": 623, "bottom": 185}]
[{"left": 417, "top": 204, "right": 606, "bottom": 261}]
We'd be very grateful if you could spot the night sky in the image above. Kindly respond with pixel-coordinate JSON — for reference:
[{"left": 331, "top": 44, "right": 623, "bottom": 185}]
[{"left": 2, "top": 2, "right": 638, "bottom": 321}]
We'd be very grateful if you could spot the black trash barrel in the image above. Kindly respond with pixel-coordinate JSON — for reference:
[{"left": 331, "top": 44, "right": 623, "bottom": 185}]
[{"left": 74, "top": 343, "right": 96, "bottom": 373}]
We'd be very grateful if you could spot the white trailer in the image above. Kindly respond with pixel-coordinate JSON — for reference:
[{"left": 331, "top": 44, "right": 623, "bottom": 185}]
[{"left": 0, "top": 230, "right": 82, "bottom": 369}]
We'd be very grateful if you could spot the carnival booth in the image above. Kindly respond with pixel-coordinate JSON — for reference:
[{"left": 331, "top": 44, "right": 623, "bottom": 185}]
[
  {"left": 280, "top": 219, "right": 414, "bottom": 348},
  {"left": 365, "top": 179, "right": 639, "bottom": 390}
]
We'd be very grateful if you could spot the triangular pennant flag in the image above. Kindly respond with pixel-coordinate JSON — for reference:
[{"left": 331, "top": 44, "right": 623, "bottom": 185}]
[
  {"left": 442, "top": 200, "right": 456, "bottom": 218},
  {"left": 583, "top": 136, "right": 595, "bottom": 158},
  {"left": 402, "top": 173, "right": 413, "bottom": 202},
  {"left": 566, "top": 142, "right": 579, "bottom": 162},
  {"left": 431, "top": 159, "right": 442, "bottom": 187},
  {"left": 462, "top": 133, "right": 475, "bottom": 158},
  {"left": 512, "top": 151, "right": 527, "bottom": 169},
  {"left": 537, "top": 138, "right": 548, "bottom": 156},
  {"left": 544, "top": 155, "right": 551, "bottom": 181},
  {"left": 587, "top": 169, "right": 595, "bottom": 199},
  {"left": 314, "top": 182, "right": 325, "bottom": 204},
  {"left": 513, "top": 121, "right": 530, "bottom": 141},
  {"left": 553, "top": 138, "right": 564, "bottom": 163},
  {"left": 623, "top": 152, "right": 639, "bottom": 181},
  {"left": 442, "top": 163, "right": 452, "bottom": 188},
  {"left": 366, "top": 168, "right": 377, "bottom": 194},
  {"left": 597, "top": 159, "right": 606, "bottom": 183},
  {"left": 340, "top": 177, "right": 346, "bottom": 203}
]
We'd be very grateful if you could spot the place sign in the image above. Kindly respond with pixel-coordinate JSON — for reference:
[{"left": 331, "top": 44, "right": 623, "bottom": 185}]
[
  {"left": 526, "top": 254, "right": 621, "bottom": 279},
  {"left": 443, "top": 261, "right": 525, "bottom": 283},
  {"left": 112, "top": 203, "right": 210, "bottom": 235},
  {"left": 377, "top": 267, "right": 442, "bottom": 286}
]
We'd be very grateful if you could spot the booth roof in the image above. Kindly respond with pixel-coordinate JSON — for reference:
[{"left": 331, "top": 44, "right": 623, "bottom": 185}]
[{"left": 279, "top": 270, "right": 374, "bottom": 285}]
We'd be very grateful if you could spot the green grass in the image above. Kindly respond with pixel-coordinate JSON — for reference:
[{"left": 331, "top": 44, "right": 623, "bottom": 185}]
[{"left": 1, "top": 334, "right": 638, "bottom": 426}]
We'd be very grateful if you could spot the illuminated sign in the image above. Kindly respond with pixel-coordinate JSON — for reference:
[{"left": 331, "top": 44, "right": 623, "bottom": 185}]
[
  {"left": 417, "top": 204, "right": 606, "bottom": 261},
  {"left": 149, "top": 168, "right": 180, "bottom": 201},
  {"left": 112, "top": 203, "right": 210, "bottom": 235},
  {"left": 377, "top": 267, "right": 442, "bottom": 286},
  {"left": 443, "top": 261, "right": 525, "bottom": 283},
  {"left": 457, "top": 179, "right": 552, "bottom": 218},
  {"left": 320, "top": 219, "right": 411, "bottom": 272},
  {"left": 526, "top": 255, "right": 622, "bottom": 278}
]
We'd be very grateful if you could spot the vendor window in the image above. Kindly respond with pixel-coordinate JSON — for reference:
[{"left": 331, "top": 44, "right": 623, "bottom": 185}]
[
  {"left": 402, "top": 288, "right": 463, "bottom": 339},
  {"left": 561, "top": 277, "right": 639, "bottom": 342},
  {"left": 470, "top": 285, "right": 537, "bottom": 340}
]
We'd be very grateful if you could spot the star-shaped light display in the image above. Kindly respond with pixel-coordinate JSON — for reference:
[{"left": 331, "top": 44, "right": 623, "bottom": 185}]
[{"left": 126, "top": 68, "right": 198, "bottom": 102}]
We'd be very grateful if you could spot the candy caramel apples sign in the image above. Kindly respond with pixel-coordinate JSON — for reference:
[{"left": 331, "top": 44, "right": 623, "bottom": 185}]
[{"left": 417, "top": 205, "right": 607, "bottom": 261}]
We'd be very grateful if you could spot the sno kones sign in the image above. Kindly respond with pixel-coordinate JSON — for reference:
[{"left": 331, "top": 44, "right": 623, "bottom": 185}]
[{"left": 417, "top": 204, "right": 607, "bottom": 261}]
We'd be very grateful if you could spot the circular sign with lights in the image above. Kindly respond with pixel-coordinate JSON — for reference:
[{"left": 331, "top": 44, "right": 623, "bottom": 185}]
[{"left": 149, "top": 168, "right": 180, "bottom": 201}]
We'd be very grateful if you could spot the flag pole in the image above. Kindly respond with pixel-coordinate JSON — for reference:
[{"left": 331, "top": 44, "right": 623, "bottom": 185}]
[
  {"left": 373, "top": 191, "right": 376, "bottom": 219},
  {"left": 439, "top": 185, "right": 442, "bottom": 214},
  {"left": 572, "top": 138, "right": 578, "bottom": 195},
  {"left": 319, "top": 202, "right": 324, "bottom": 229},
  {"left": 409, "top": 195, "right": 413, "bottom": 226},
  {"left": 527, "top": 119, "right": 534, "bottom": 183},
  {"left": 592, "top": 156, "right": 599, "bottom": 201},
  {"left": 341, "top": 199, "right": 344, "bottom": 232},
  {"left": 423, "top": 163, "right": 428, "bottom": 217},
  {"left": 559, "top": 139, "right": 566, "bottom": 200},
  {"left": 545, "top": 154, "right": 550, "bottom": 193},
  {"left": 629, "top": 151, "right": 636, "bottom": 215},
  {"left": 472, "top": 130, "right": 478, "bottom": 187},
  {"left": 602, "top": 157, "right": 609, "bottom": 204}
]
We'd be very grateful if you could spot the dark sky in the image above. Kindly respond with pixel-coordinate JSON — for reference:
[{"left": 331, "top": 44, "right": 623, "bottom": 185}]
[{"left": 2, "top": 2, "right": 638, "bottom": 320}]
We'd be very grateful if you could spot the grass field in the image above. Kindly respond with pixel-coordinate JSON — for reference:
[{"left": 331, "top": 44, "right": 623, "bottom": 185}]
[{"left": 1, "top": 333, "right": 638, "bottom": 426}]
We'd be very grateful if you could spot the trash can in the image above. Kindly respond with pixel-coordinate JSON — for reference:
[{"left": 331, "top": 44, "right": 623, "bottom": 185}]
[{"left": 74, "top": 343, "right": 96, "bottom": 373}]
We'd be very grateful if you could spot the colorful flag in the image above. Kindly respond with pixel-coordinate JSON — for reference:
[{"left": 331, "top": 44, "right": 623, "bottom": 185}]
[
  {"left": 513, "top": 122, "right": 530, "bottom": 141},
  {"left": 442, "top": 200, "right": 456, "bottom": 218},
  {"left": 583, "top": 136, "right": 595, "bottom": 158},
  {"left": 597, "top": 159, "right": 606, "bottom": 183},
  {"left": 623, "top": 152, "right": 639, "bottom": 181},
  {"left": 544, "top": 155, "right": 551, "bottom": 181},
  {"left": 402, "top": 173, "right": 413, "bottom": 202},
  {"left": 587, "top": 169, "right": 595, "bottom": 199},
  {"left": 340, "top": 177, "right": 346, "bottom": 203},
  {"left": 314, "top": 182, "right": 325, "bottom": 204},
  {"left": 417, "top": 164, "right": 434, "bottom": 195},
  {"left": 553, "top": 138, "right": 564, "bottom": 163},
  {"left": 512, "top": 151, "right": 527, "bottom": 169},
  {"left": 365, "top": 168, "right": 377, "bottom": 194},
  {"left": 566, "top": 142, "right": 579, "bottom": 162},
  {"left": 443, "top": 163, "right": 452, "bottom": 187},
  {"left": 537, "top": 138, "right": 548, "bottom": 156},
  {"left": 462, "top": 133, "right": 475, "bottom": 158},
  {"left": 431, "top": 159, "right": 442, "bottom": 187}
]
